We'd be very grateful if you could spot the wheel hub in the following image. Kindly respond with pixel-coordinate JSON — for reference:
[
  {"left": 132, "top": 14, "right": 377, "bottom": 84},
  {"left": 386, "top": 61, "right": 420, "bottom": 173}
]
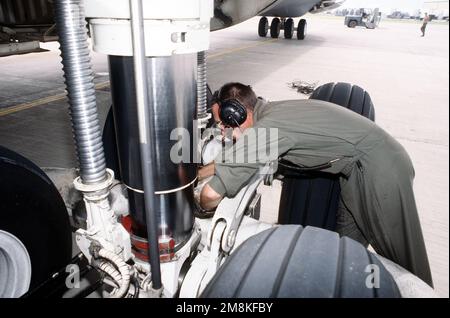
[{"left": 0, "top": 230, "right": 32, "bottom": 297}]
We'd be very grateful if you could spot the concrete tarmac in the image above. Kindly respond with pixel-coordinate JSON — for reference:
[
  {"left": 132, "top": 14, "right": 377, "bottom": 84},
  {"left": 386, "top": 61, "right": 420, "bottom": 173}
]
[{"left": 0, "top": 14, "right": 448, "bottom": 297}]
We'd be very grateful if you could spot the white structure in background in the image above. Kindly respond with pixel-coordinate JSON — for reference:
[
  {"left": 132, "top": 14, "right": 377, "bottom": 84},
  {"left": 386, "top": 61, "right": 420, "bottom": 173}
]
[{"left": 422, "top": 0, "right": 449, "bottom": 19}]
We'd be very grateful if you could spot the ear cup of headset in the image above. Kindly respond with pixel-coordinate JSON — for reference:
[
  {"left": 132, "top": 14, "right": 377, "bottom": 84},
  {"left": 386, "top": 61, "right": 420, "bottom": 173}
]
[{"left": 219, "top": 99, "right": 247, "bottom": 127}]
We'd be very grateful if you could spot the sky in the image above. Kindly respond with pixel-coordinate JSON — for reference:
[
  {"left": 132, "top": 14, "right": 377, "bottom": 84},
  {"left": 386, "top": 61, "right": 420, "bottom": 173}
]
[{"left": 340, "top": 0, "right": 426, "bottom": 13}]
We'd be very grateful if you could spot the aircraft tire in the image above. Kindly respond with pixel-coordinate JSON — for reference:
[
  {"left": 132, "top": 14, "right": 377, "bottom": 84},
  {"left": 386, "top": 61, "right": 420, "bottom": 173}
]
[
  {"left": 348, "top": 20, "right": 357, "bottom": 28},
  {"left": 270, "top": 18, "right": 281, "bottom": 38},
  {"left": 202, "top": 225, "right": 400, "bottom": 298},
  {"left": 284, "top": 18, "right": 294, "bottom": 39},
  {"left": 258, "top": 17, "right": 269, "bottom": 37},
  {"left": 297, "top": 18, "right": 307, "bottom": 40},
  {"left": 0, "top": 146, "right": 72, "bottom": 295},
  {"left": 310, "top": 82, "right": 375, "bottom": 120}
]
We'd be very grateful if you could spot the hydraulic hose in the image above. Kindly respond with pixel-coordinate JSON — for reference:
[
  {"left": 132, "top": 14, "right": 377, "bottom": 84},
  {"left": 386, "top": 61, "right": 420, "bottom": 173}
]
[
  {"left": 54, "top": 0, "right": 107, "bottom": 184},
  {"left": 98, "top": 248, "right": 131, "bottom": 298},
  {"left": 197, "top": 51, "right": 208, "bottom": 121}
]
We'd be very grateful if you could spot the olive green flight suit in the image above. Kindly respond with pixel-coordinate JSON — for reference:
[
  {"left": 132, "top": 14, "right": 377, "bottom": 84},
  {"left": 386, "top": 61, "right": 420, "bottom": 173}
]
[{"left": 208, "top": 99, "right": 433, "bottom": 286}]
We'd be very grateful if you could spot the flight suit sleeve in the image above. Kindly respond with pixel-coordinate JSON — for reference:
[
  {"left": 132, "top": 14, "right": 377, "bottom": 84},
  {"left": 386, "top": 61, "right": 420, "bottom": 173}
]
[{"left": 208, "top": 126, "right": 294, "bottom": 197}]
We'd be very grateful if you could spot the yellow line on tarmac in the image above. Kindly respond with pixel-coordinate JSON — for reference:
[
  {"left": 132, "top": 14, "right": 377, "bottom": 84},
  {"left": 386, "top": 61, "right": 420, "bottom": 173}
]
[
  {"left": 0, "top": 81, "right": 110, "bottom": 117},
  {"left": 208, "top": 38, "right": 277, "bottom": 59},
  {"left": 0, "top": 38, "right": 277, "bottom": 117},
  {"left": 0, "top": 93, "right": 67, "bottom": 117}
]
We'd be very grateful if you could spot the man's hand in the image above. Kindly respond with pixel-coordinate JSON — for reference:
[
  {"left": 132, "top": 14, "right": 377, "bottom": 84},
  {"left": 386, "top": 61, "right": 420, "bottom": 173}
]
[{"left": 200, "top": 183, "right": 223, "bottom": 211}]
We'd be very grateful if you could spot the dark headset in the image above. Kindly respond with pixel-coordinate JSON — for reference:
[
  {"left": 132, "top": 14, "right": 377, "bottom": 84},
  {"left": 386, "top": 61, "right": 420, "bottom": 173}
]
[{"left": 214, "top": 87, "right": 248, "bottom": 128}]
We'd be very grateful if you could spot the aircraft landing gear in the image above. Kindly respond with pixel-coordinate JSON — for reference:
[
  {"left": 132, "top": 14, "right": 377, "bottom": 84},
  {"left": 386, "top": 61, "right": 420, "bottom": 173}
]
[{"left": 258, "top": 17, "right": 307, "bottom": 40}]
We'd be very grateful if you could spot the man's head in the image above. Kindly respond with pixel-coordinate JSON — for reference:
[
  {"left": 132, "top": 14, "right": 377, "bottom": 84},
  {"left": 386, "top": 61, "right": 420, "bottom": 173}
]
[{"left": 214, "top": 82, "right": 257, "bottom": 139}]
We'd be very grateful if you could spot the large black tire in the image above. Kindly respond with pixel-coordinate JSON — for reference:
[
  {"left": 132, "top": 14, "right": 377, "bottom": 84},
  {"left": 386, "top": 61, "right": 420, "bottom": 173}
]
[
  {"left": 348, "top": 20, "right": 357, "bottom": 28},
  {"left": 0, "top": 146, "right": 72, "bottom": 292},
  {"left": 258, "top": 17, "right": 269, "bottom": 37},
  {"left": 310, "top": 82, "right": 375, "bottom": 121},
  {"left": 202, "top": 225, "right": 400, "bottom": 298},
  {"left": 270, "top": 18, "right": 281, "bottom": 38},
  {"left": 284, "top": 18, "right": 294, "bottom": 39},
  {"left": 278, "top": 175, "right": 340, "bottom": 229},
  {"left": 297, "top": 19, "right": 307, "bottom": 40},
  {"left": 278, "top": 82, "right": 375, "bottom": 230}
]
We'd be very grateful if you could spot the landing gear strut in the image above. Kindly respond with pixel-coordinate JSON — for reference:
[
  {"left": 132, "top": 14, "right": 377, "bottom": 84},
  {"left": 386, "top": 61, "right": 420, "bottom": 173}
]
[{"left": 258, "top": 16, "right": 307, "bottom": 40}]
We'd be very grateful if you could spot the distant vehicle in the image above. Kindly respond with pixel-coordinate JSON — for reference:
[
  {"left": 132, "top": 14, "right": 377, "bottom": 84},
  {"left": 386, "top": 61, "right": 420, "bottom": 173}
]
[
  {"left": 345, "top": 8, "right": 381, "bottom": 29},
  {"left": 387, "top": 11, "right": 410, "bottom": 19}
]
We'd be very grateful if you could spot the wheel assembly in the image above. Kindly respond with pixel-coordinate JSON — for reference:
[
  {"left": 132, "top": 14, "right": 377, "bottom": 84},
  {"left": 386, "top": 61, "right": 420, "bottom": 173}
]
[
  {"left": 258, "top": 17, "right": 269, "bottom": 37},
  {"left": 348, "top": 20, "right": 357, "bottom": 28},
  {"left": 310, "top": 82, "right": 375, "bottom": 120},
  {"left": 0, "top": 145, "right": 72, "bottom": 294},
  {"left": 0, "top": 230, "right": 31, "bottom": 297},
  {"left": 202, "top": 225, "right": 401, "bottom": 298},
  {"left": 284, "top": 18, "right": 294, "bottom": 39},
  {"left": 297, "top": 19, "right": 307, "bottom": 40},
  {"left": 270, "top": 18, "right": 281, "bottom": 38}
]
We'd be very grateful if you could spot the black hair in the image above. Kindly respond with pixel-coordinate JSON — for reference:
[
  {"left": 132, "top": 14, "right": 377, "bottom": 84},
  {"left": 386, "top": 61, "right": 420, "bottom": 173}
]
[{"left": 216, "top": 82, "right": 258, "bottom": 111}]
